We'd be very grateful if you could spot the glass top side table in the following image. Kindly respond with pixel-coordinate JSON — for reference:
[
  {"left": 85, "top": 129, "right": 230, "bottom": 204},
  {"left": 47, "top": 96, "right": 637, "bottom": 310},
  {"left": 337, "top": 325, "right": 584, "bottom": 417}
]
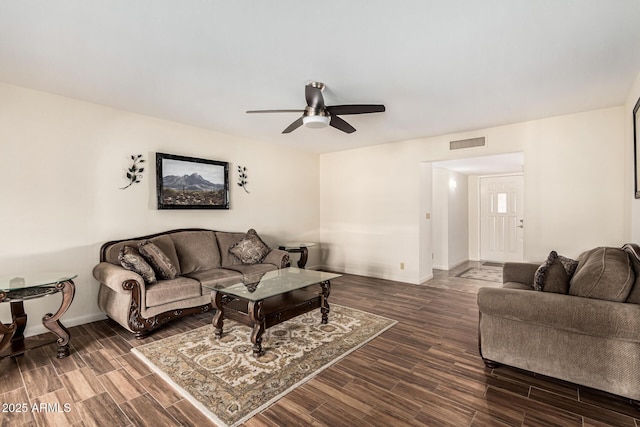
[
  {"left": 278, "top": 242, "right": 316, "bottom": 269},
  {"left": 0, "top": 272, "right": 76, "bottom": 359}
]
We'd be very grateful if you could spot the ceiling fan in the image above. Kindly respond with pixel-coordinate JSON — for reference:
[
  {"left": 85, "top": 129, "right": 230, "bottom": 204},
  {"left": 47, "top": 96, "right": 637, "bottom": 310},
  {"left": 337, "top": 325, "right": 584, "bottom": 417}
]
[{"left": 246, "top": 82, "right": 385, "bottom": 134}]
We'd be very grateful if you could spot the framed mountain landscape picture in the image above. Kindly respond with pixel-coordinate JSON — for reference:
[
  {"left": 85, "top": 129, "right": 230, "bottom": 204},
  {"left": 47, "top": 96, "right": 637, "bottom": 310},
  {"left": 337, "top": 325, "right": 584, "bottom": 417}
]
[{"left": 156, "top": 152, "right": 229, "bottom": 209}]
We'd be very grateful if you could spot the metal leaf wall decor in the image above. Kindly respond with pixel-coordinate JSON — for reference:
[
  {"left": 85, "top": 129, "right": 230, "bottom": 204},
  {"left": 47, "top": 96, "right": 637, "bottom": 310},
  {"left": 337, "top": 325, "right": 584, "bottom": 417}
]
[
  {"left": 121, "top": 154, "right": 145, "bottom": 190},
  {"left": 237, "top": 165, "right": 249, "bottom": 193}
]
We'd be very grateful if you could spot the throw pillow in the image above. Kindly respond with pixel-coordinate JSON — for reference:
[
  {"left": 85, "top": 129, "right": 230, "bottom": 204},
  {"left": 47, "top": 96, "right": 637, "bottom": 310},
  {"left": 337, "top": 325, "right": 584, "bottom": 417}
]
[
  {"left": 138, "top": 240, "right": 178, "bottom": 280},
  {"left": 533, "top": 251, "right": 558, "bottom": 291},
  {"left": 229, "top": 229, "right": 271, "bottom": 264},
  {"left": 557, "top": 254, "right": 579, "bottom": 278},
  {"left": 569, "top": 247, "right": 634, "bottom": 302},
  {"left": 533, "top": 250, "right": 575, "bottom": 293},
  {"left": 118, "top": 245, "right": 157, "bottom": 284}
]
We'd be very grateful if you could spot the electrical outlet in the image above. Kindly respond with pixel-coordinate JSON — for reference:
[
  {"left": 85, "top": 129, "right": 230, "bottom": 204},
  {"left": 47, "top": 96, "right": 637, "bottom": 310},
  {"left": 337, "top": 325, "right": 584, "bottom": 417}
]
[{"left": 400, "top": 262, "right": 405, "bottom": 270}]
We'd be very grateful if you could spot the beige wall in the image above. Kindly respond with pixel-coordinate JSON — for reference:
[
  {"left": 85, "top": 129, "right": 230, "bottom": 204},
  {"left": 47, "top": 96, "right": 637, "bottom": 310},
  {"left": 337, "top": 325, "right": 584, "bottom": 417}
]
[
  {"left": 1, "top": 78, "right": 634, "bottom": 331},
  {"left": 0, "top": 83, "right": 320, "bottom": 335},
  {"left": 320, "top": 107, "right": 625, "bottom": 284}
]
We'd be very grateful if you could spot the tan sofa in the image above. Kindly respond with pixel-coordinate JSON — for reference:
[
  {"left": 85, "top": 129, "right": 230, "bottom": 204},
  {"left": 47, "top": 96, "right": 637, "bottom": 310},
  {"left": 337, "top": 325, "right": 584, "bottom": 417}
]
[
  {"left": 478, "top": 244, "right": 640, "bottom": 406},
  {"left": 93, "top": 228, "right": 289, "bottom": 338}
]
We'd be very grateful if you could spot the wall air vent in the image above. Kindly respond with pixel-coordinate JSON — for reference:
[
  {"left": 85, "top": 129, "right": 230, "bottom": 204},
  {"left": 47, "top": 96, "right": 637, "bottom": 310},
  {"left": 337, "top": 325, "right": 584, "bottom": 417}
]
[{"left": 449, "top": 136, "right": 486, "bottom": 150}]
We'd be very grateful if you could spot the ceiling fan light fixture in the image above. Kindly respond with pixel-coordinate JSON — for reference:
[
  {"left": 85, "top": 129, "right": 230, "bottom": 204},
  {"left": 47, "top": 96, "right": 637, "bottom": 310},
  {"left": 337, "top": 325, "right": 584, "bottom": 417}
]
[{"left": 302, "top": 115, "right": 330, "bottom": 128}]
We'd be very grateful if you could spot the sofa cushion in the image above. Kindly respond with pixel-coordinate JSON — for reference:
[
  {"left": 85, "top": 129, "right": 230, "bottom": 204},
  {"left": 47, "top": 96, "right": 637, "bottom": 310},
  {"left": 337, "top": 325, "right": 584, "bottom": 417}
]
[
  {"left": 171, "top": 230, "right": 221, "bottom": 275},
  {"left": 215, "top": 231, "right": 246, "bottom": 267},
  {"left": 138, "top": 240, "right": 178, "bottom": 280},
  {"left": 569, "top": 247, "right": 635, "bottom": 302},
  {"left": 229, "top": 229, "right": 271, "bottom": 264},
  {"left": 145, "top": 277, "right": 202, "bottom": 307},
  {"left": 186, "top": 268, "right": 243, "bottom": 290},
  {"left": 118, "top": 245, "right": 157, "bottom": 284}
]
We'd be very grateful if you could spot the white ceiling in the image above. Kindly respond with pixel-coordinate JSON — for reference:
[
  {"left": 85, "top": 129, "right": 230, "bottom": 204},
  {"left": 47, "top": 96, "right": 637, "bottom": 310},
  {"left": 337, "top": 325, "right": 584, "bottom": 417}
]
[{"left": 1, "top": 1, "right": 640, "bottom": 154}]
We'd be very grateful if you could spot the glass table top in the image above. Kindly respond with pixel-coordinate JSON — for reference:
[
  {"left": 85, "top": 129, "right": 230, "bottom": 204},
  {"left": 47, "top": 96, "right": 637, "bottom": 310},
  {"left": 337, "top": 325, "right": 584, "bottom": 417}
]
[
  {"left": 0, "top": 272, "right": 77, "bottom": 291},
  {"left": 202, "top": 267, "right": 340, "bottom": 302}
]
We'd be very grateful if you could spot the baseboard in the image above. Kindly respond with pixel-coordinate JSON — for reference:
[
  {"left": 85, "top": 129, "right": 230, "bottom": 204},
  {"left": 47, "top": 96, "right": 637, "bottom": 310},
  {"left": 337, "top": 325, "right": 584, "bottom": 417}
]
[
  {"left": 23, "top": 312, "right": 108, "bottom": 338},
  {"left": 419, "top": 273, "right": 434, "bottom": 284},
  {"left": 315, "top": 265, "right": 420, "bottom": 285}
]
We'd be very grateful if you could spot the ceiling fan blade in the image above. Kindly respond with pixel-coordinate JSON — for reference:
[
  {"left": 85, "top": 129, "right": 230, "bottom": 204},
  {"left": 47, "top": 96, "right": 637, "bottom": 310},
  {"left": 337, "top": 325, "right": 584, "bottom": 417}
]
[
  {"left": 246, "top": 109, "right": 305, "bottom": 114},
  {"left": 282, "top": 117, "right": 304, "bottom": 134},
  {"left": 327, "top": 104, "right": 386, "bottom": 115},
  {"left": 330, "top": 115, "right": 356, "bottom": 134},
  {"left": 305, "top": 84, "right": 326, "bottom": 110}
]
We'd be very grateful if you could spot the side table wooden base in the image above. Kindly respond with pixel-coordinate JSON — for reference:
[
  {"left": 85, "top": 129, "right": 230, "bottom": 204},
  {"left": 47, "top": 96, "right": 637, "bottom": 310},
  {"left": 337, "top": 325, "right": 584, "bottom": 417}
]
[{"left": 0, "top": 279, "right": 75, "bottom": 359}]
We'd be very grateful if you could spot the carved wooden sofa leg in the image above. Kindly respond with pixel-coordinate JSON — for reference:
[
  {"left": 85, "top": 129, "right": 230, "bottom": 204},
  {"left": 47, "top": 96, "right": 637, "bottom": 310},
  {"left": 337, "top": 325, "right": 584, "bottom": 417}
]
[
  {"left": 482, "top": 358, "right": 501, "bottom": 369},
  {"left": 135, "top": 330, "right": 150, "bottom": 340}
]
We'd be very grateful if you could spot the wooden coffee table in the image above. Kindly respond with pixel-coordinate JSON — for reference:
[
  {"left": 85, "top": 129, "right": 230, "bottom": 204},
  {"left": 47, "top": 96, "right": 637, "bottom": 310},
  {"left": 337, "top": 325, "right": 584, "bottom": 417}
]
[{"left": 204, "top": 267, "right": 340, "bottom": 357}]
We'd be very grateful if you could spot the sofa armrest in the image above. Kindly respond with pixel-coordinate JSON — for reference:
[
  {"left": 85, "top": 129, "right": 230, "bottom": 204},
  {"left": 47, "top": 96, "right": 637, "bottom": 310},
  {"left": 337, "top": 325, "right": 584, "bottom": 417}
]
[
  {"left": 264, "top": 248, "right": 290, "bottom": 268},
  {"left": 93, "top": 262, "right": 144, "bottom": 294},
  {"left": 503, "top": 262, "right": 539, "bottom": 286},
  {"left": 478, "top": 287, "right": 640, "bottom": 342}
]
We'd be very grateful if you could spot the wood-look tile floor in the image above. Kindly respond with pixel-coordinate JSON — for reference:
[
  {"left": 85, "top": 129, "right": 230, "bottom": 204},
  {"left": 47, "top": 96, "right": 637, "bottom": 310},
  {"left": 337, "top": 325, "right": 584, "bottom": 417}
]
[{"left": 1, "top": 263, "right": 639, "bottom": 426}]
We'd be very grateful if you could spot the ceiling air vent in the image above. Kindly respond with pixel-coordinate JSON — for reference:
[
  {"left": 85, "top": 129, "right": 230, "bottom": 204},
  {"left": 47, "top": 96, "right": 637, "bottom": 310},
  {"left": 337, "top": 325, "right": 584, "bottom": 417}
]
[{"left": 449, "top": 136, "right": 486, "bottom": 150}]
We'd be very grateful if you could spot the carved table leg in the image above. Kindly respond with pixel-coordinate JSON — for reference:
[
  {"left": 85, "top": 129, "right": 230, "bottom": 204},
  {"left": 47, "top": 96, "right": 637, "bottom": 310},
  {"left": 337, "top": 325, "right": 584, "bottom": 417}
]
[
  {"left": 0, "top": 322, "right": 17, "bottom": 356},
  {"left": 42, "top": 280, "right": 75, "bottom": 358},
  {"left": 10, "top": 301, "right": 27, "bottom": 344},
  {"left": 212, "top": 291, "right": 224, "bottom": 339},
  {"left": 297, "top": 247, "right": 309, "bottom": 269},
  {"left": 320, "top": 280, "right": 331, "bottom": 324},
  {"left": 0, "top": 291, "right": 16, "bottom": 356},
  {"left": 248, "top": 300, "right": 265, "bottom": 357}
]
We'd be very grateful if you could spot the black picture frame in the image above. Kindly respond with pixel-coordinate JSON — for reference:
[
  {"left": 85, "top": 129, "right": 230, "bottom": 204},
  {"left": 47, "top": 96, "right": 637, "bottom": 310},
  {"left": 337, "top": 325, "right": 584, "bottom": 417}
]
[
  {"left": 634, "top": 97, "right": 640, "bottom": 199},
  {"left": 156, "top": 152, "right": 229, "bottom": 209}
]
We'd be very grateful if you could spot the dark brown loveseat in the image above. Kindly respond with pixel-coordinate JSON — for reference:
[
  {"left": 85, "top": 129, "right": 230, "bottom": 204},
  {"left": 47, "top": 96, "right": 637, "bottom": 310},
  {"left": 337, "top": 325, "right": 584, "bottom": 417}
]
[
  {"left": 93, "top": 228, "right": 289, "bottom": 338},
  {"left": 478, "top": 244, "right": 640, "bottom": 406}
]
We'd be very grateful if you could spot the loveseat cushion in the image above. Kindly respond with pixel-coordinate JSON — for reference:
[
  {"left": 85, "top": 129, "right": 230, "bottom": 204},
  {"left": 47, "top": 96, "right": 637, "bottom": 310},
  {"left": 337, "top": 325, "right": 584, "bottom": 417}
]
[
  {"left": 478, "top": 287, "right": 640, "bottom": 342},
  {"left": 145, "top": 277, "right": 202, "bottom": 307},
  {"left": 186, "top": 268, "right": 243, "bottom": 290},
  {"left": 569, "top": 247, "right": 634, "bottom": 302},
  {"left": 171, "top": 230, "right": 221, "bottom": 275}
]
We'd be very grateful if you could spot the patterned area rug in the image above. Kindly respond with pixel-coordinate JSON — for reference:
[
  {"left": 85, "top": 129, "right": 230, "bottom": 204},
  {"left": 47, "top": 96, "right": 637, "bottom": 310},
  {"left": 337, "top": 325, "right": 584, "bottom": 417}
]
[
  {"left": 456, "top": 266, "right": 503, "bottom": 283},
  {"left": 132, "top": 305, "right": 396, "bottom": 427}
]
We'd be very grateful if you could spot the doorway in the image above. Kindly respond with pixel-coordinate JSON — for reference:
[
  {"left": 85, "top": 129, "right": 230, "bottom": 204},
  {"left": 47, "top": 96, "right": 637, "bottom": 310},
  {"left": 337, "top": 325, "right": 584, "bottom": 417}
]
[
  {"left": 422, "top": 152, "right": 525, "bottom": 282},
  {"left": 479, "top": 174, "right": 524, "bottom": 262}
]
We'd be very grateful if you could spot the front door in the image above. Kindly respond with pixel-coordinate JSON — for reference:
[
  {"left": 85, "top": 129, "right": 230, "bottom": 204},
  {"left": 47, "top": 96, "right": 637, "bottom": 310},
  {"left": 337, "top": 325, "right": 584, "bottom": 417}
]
[{"left": 480, "top": 175, "right": 524, "bottom": 262}]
